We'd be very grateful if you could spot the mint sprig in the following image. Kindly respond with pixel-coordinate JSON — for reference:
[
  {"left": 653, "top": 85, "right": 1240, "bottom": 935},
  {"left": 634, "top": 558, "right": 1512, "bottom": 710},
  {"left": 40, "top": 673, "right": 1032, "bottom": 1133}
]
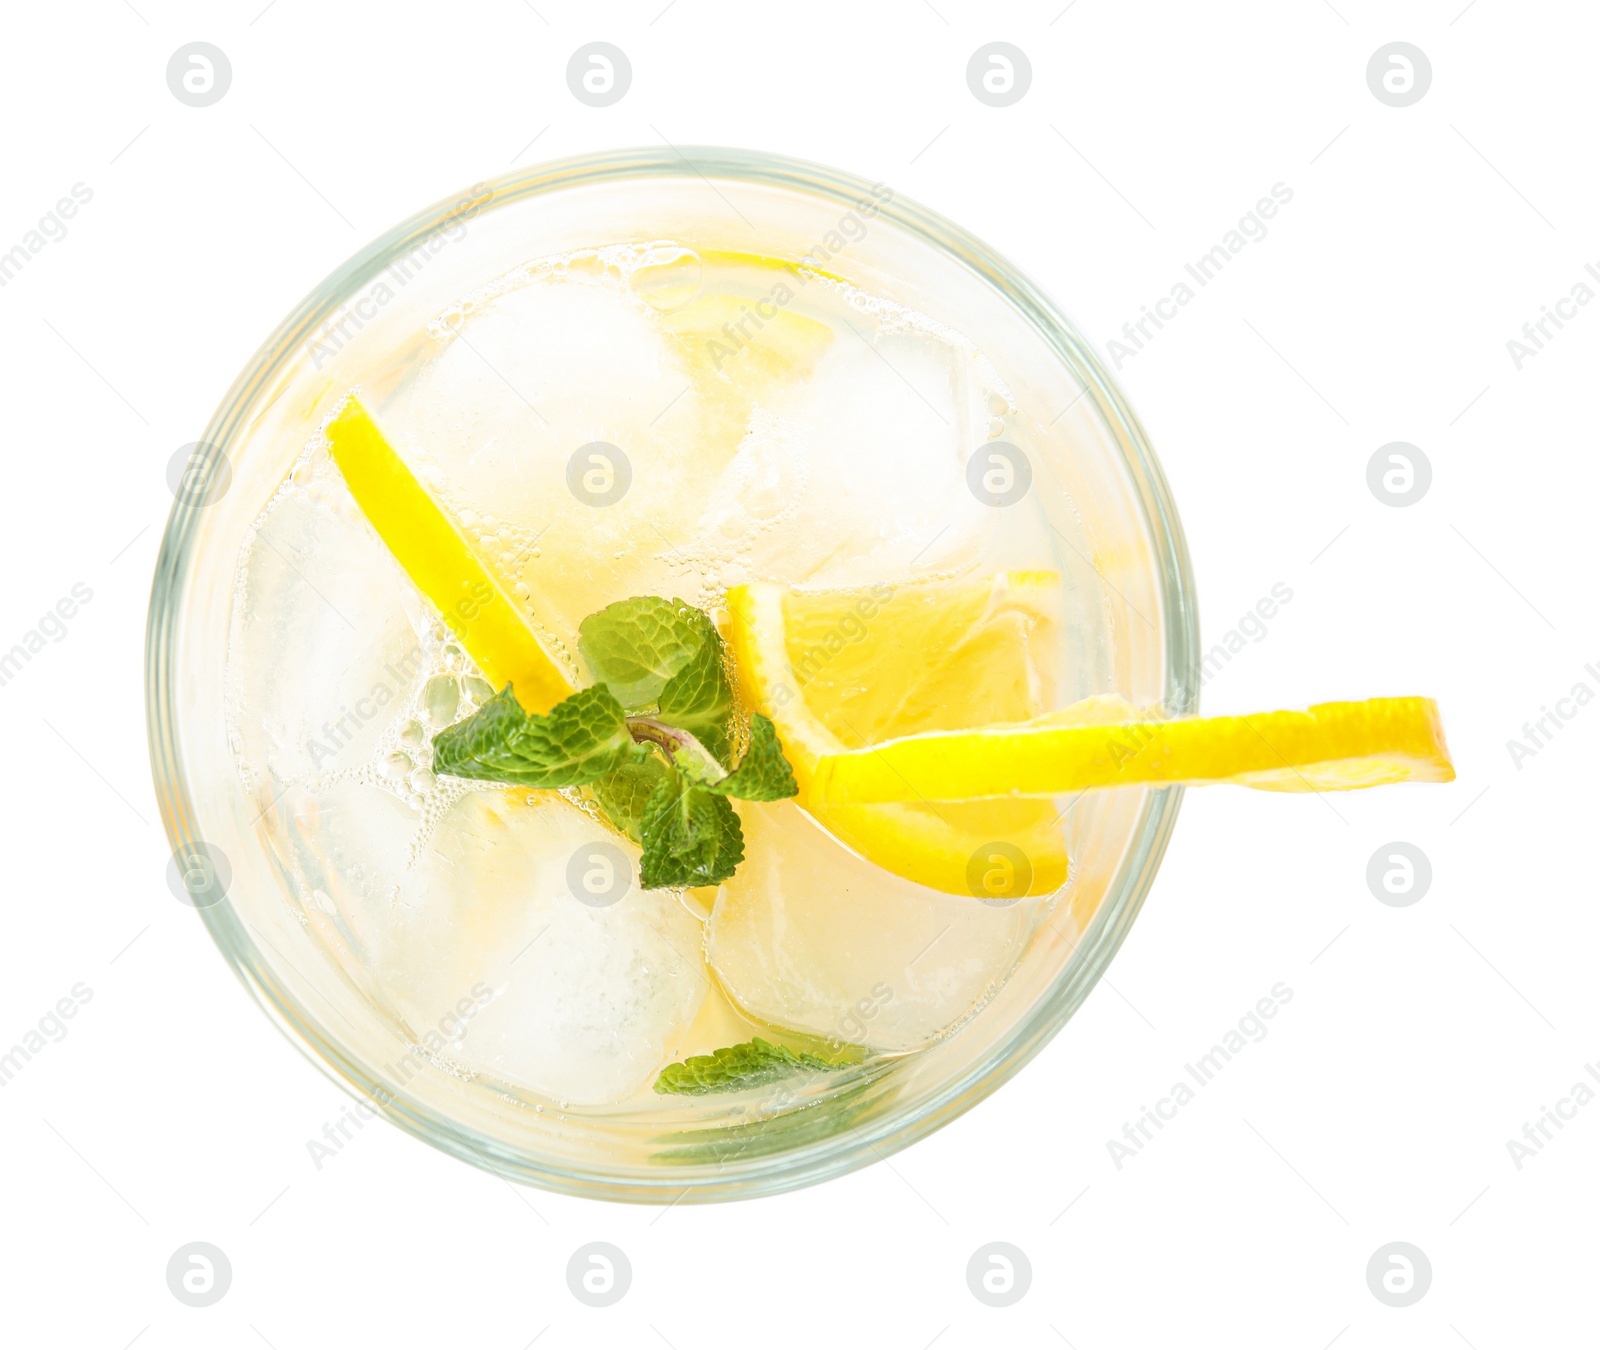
[
  {"left": 639, "top": 772, "right": 744, "bottom": 889},
  {"left": 431, "top": 684, "right": 630, "bottom": 787},
  {"left": 578, "top": 596, "right": 718, "bottom": 710},
  {"left": 654, "top": 1037, "right": 846, "bottom": 1095},
  {"left": 701, "top": 714, "right": 798, "bottom": 801},
  {"left": 589, "top": 748, "right": 667, "bottom": 846},
  {"left": 431, "top": 596, "right": 796, "bottom": 889}
]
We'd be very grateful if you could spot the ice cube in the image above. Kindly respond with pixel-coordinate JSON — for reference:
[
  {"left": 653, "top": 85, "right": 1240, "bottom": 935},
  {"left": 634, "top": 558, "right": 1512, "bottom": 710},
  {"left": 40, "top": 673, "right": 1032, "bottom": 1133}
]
[
  {"left": 392, "top": 270, "right": 741, "bottom": 650},
  {"left": 366, "top": 788, "right": 708, "bottom": 1105},
  {"left": 228, "top": 466, "right": 429, "bottom": 790},
  {"left": 707, "top": 801, "right": 1043, "bottom": 1052},
  {"left": 685, "top": 308, "right": 1033, "bottom": 588}
]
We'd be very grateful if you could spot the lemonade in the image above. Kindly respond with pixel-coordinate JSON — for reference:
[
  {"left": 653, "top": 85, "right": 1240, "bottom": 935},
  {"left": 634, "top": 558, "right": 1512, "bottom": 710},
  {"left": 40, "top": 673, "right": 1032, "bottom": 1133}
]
[
  {"left": 228, "top": 246, "right": 1092, "bottom": 1104},
  {"left": 175, "top": 153, "right": 1449, "bottom": 1191}
]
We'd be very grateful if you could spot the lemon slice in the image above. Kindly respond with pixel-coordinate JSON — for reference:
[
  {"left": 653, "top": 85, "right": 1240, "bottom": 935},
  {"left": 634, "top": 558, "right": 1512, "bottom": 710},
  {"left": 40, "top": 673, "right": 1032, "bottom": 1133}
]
[
  {"left": 725, "top": 575, "right": 1071, "bottom": 898},
  {"left": 808, "top": 697, "right": 1455, "bottom": 802},
  {"left": 324, "top": 396, "right": 572, "bottom": 713}
]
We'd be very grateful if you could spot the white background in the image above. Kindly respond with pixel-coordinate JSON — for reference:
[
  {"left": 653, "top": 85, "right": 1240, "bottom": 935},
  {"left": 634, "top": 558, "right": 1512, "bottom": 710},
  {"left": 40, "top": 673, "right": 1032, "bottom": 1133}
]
[{"left": 1, "top": 1, "right": 1594, "bottom": 1345}]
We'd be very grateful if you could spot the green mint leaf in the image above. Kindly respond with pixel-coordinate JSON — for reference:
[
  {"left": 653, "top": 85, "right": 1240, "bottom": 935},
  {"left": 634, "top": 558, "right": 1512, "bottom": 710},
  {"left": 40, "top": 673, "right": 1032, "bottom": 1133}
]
[
  {"left": 432, "top": 684, "right": 630, "bottom": 788},
  {"left": 578, "top": 596, "right": 714, "bottom": 711},
  {"left": 656, "top": 629, "right": 733, "bottom": 761},
  {"left": 638, "top": 774, "right": 744, "bottom": 889},
  {"left": 705, "top": 714, "right": 798, "bottom": 801},
  {"left": 654, "top": 1037, "right": 846, "bottom": 1095},
  {"left": 589, "top": 746, "right": 668, "bottom": 844}
]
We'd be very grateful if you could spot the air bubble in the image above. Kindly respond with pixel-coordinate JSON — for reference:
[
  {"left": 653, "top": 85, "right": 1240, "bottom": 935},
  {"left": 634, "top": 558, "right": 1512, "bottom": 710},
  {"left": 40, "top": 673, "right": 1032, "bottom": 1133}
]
[{"left": 423, "top": 674, "right": 460, "bottom": 727}]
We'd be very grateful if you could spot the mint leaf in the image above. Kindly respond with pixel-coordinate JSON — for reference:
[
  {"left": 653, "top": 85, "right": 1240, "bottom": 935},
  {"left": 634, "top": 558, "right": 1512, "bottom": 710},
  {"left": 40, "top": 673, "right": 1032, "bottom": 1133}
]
[
  {"left": 654, "top": 1037, "right": 846, "bottom": 1095},
  {"left": 589, "top": 747, "right": 667, "bottom": 844},
  {"left": 639, "top": 773, "right": 744, "bottom": 889},
  {"left": 706, "top": 714, "right": 798, "bottom": 801},
  {"left": 578, "top": 597, "right": 713, "bottom": 711},
  {"left": 657, "top": 631, "right": 733, "bottom": 762},
  {"left": 432, "top": 684, "right": 630, "bottom": 788}
]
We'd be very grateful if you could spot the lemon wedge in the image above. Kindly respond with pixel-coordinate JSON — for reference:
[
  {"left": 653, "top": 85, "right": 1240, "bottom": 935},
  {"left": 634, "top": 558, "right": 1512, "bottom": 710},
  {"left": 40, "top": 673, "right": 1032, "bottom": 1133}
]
[
  {"left": 324, "top": 396, "right": 571, "bottom": 713},
  {"left": 727, "top": 576, "right": 1454, "bottom": 893},
  {"left": 808, "top": 697, "right": 1455, "bottom": 803},
  {"left": 725, "top": 575, "right": 1072, "bottom": 897}
]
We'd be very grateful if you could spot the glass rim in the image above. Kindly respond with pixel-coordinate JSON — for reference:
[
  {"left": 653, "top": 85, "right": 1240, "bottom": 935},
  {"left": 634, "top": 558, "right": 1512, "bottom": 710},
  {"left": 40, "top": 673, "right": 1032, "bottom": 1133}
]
[{"left": 146, "top": 144, "right": 1200, "bottom": 1203}]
